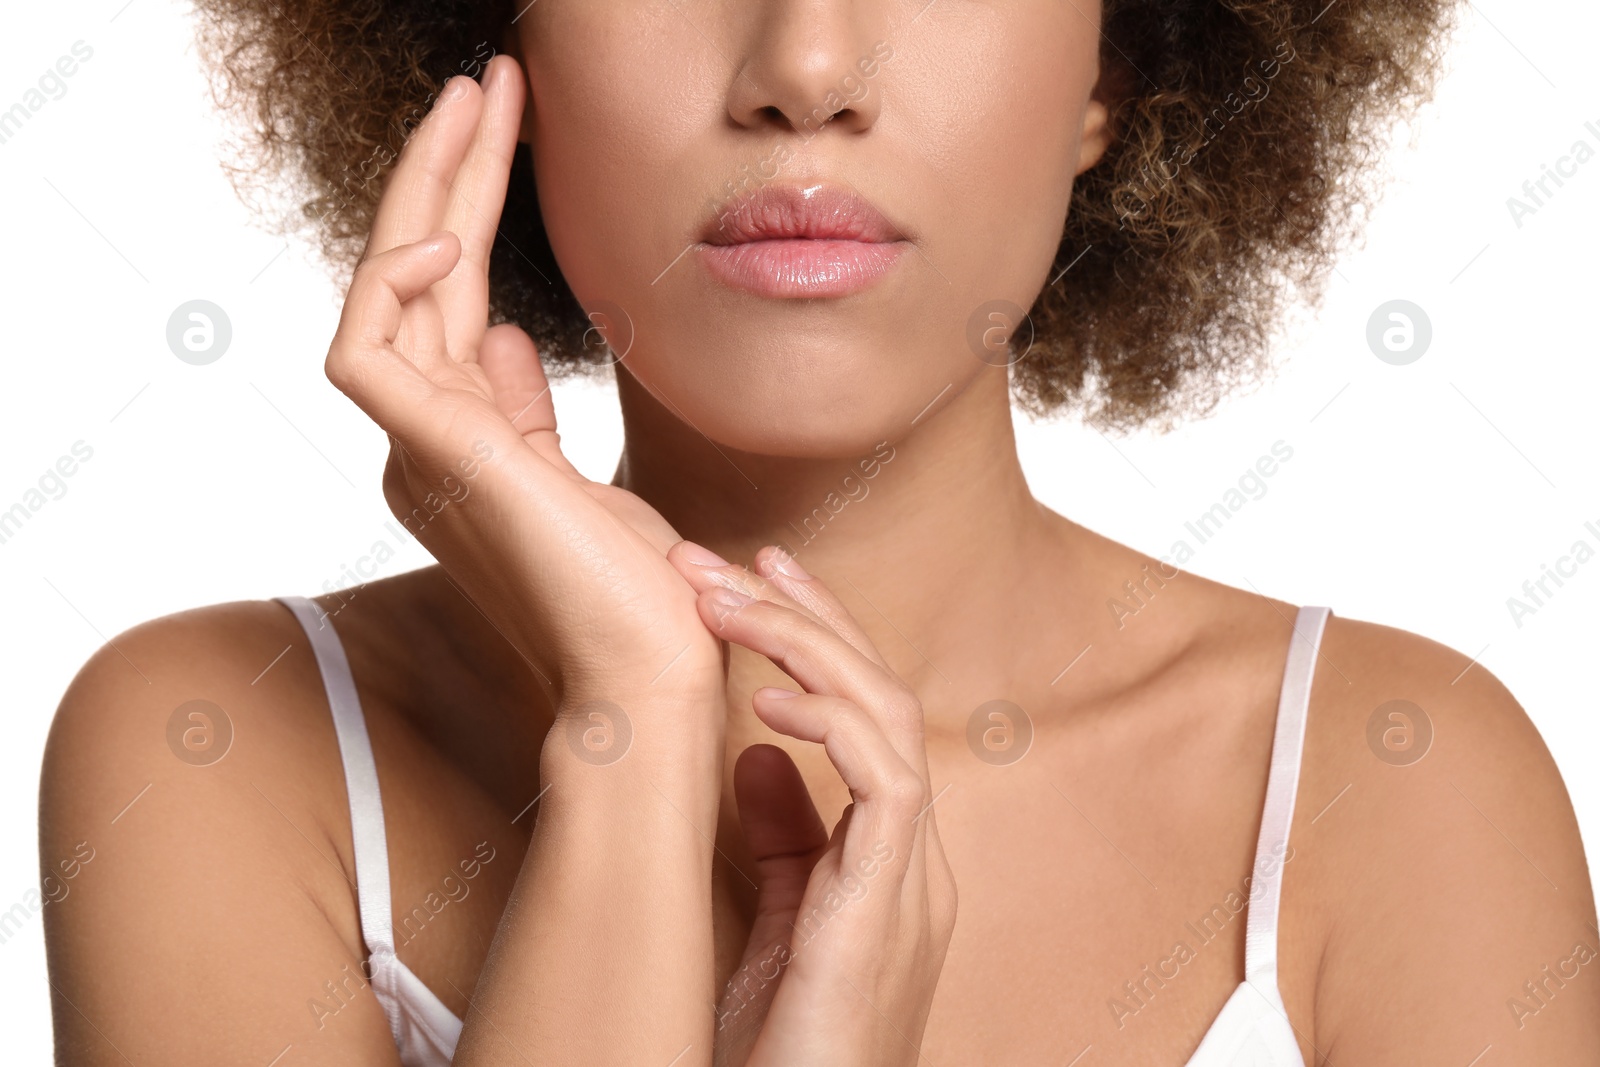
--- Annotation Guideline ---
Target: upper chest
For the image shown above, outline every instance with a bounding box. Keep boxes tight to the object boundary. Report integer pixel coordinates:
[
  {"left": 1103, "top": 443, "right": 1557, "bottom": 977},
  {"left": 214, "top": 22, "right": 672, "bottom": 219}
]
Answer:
[
  {"left": 359, "top": 688, "right": 1323, "bottom": 1065},
  {"left": 761, "top": 732, "right": 1307, "bottom": 1063}
]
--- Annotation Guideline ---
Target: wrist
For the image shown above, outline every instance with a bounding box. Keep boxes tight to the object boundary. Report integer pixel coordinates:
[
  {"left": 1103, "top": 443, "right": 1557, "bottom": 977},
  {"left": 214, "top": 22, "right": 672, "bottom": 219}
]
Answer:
[
  {"left": 538, "top": 688, "right": 727, "bottom": 820},
  {"left": 553, "top": 639, "right": 724, "bottom": 718}
]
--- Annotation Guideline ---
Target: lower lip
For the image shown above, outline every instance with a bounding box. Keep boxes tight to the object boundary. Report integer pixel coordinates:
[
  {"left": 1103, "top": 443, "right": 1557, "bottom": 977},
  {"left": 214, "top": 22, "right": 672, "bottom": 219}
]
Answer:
[{"left": 698, "top": 239, "right": 906, "bottom": 298}]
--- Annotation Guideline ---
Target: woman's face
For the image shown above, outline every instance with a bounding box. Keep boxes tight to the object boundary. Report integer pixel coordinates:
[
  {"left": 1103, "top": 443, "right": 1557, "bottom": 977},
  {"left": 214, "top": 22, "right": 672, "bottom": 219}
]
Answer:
[{"left": 514, "top": 0, "right": 1109, "bottom": 458}]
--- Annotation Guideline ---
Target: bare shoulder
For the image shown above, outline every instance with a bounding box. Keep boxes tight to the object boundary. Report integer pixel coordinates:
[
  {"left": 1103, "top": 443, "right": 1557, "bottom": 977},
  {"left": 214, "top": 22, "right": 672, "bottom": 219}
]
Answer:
[
  {"left": 43, "top": 598, "right": 352, "bottom": 850},
  {"left": 40, "top": 599, "right": 396, "bottom": 1064},
  {"left": 1289, "top": 613, "right": 1599, "bottom": 1063}
]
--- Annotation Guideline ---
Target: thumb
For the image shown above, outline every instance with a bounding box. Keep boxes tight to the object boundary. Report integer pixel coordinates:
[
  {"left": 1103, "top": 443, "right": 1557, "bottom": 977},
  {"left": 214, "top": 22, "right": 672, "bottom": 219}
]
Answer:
[{"left": 478, "top": 322, "right": 579, "bottom": 474}]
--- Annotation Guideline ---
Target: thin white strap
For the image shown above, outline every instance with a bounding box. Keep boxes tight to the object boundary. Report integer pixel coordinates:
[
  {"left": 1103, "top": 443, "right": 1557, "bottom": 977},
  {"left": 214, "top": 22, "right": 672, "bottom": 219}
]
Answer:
[
  {"left": 1243, "top": 605, "right": 1330, "bottom": 984},
  {"left": 275, "top": 597, "right": 399, "bottom": 966}
]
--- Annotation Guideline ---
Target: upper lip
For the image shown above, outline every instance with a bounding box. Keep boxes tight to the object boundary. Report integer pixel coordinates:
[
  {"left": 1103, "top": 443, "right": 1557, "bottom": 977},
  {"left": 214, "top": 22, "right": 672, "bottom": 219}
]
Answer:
[{"left": 703, "top": 182, "right": 903, "bottom": 246}]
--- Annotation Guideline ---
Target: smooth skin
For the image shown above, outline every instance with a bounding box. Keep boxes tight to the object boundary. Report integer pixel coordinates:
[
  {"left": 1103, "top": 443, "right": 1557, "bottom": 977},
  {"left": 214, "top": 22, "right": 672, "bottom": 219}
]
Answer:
[{"left": 41, "top": 4, "right": 1599, "bottom": 1065}]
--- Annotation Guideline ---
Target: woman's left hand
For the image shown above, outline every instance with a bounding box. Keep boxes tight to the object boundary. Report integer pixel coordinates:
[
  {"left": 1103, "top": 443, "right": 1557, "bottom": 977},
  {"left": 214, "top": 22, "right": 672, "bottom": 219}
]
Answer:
[{"left": 665, "top": 543, "right": 958, "bottom": 1067}]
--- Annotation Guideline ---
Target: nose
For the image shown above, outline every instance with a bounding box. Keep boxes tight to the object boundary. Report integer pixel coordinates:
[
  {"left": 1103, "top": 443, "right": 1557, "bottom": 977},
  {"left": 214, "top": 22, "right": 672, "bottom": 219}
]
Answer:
[{"left": 726, "top": 0, "right": 886, "bottom": 137}]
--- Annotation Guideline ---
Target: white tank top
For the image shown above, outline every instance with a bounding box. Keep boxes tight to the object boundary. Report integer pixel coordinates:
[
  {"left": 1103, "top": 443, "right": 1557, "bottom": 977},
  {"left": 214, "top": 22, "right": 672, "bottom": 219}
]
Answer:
[{"left": 276, "top": 595, "right": 1330, "bottom": 1067}]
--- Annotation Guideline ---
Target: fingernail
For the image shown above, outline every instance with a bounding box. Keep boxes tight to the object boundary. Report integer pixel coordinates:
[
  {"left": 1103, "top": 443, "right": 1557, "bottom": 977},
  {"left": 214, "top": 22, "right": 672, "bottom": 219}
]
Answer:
[
  {"left": 441, "top": 77, "right": 468, "bottom": 104},
  {"left": 762, "top": 547, "right": 811, "bottom": 581},
  {"left": 679, "top": 541, "right": 729, "bottom": 568},
  {"left": 758, "top": 687, "right": 800, "bottom": 701},
  {"left": 707, "top": 586, "right": 753, "bottom": 609}
]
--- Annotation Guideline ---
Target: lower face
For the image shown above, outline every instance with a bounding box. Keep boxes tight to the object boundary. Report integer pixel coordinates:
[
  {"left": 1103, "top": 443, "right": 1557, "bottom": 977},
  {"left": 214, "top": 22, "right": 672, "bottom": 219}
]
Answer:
[{"left": 516, "top": 0, "right": 1102, "bottom": 458}]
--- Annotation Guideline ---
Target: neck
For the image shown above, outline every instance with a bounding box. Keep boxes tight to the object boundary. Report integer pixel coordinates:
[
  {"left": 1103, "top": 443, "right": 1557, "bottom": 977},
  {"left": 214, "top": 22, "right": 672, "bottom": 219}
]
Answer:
[{"left": 611, "top": 367, "right": 1084, "bottom": 709}]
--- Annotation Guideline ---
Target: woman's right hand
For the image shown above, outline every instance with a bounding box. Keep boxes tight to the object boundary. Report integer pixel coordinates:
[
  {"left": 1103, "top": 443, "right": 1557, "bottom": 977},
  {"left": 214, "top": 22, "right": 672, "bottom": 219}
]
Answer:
[
  {"left": 668, "top": 548, "right": 957, "bottom": 1067},
  {"left": 323, "top": 56, "right": 721, "bottom": 714}
]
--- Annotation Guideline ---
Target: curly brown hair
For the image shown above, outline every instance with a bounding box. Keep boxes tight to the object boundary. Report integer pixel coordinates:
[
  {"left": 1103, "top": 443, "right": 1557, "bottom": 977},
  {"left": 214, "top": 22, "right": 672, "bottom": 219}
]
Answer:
[{"left": 193, "top": 0, "right": 1457, "bottom": 430}]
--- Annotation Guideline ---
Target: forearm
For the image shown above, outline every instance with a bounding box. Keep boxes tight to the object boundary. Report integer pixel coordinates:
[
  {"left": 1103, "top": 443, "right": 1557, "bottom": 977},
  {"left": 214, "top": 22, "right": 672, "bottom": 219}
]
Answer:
[{"left": 451, "top": 695, "right": 724, "bottom": 1066}]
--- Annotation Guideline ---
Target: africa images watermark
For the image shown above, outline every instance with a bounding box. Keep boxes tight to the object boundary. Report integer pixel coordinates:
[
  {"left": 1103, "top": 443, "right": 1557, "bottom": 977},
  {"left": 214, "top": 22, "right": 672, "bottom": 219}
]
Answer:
[
  {"left": 305, "top": 840, "right": 497, "bottom": 1030},
  {"left": 1106, "top": 560, "right": 1183, "bottom": 631},
  {"left": 715, "top": 840, "right": 897, "bottom": 1033},
  {"left": 1504, "top": 518, "right": 1600, "bottom": 630},
  {"left": 0, "top": 439, "right": 94, "bottom": 548},
  {"left": 1099, "top": 441, "right": 1297, "bottom": 632},
  {"left": 0, "top": 40, "right": 94, "bottom": 148},
  {"left": 313, "top": 438, "right": 495, "bottom": 626},
  {"left": 1505, "top": 115, "right": 1600, "bottom": 229},
  {"left": 1152, "top": 441, "right": 1296, "bottom": 572},
  {"left": 0, "top": 841, "right": 97, "bottom": 950},
  {"left": 772, "top": 440, "right": 897, "bottom": 560},
  {"left": 1106, "top": 840, "right": 1294, "bottom": 1029},
  {"left": 309, "top": 41, "right": 499, "bottom": 231},
  {"left": 1112, "top": 41, "right": 1297, "bottom": 229},
  {"left": 1505, "top": 935, "right": 1598, "bottom": 1030}
]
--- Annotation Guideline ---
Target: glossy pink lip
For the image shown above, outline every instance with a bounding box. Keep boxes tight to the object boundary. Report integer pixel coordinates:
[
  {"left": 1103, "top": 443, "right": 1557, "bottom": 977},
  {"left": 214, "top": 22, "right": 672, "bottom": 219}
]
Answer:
[{"left": 698, "top": 183, "right": 908, "bottom": 298}]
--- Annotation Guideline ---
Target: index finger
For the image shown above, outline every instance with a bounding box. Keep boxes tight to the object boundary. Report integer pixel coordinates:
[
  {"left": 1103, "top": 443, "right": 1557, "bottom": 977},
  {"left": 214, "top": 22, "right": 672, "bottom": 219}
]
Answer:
[
  {"left": 667, "top": 543, "right": 891, "bottom": 670},
  {"left": 438, "top": 56, "right": 524, "bottom": 288},
  {"left": 364, "top": 74, "right": 484, "bottom": 260},
  {"left": 752, "top": 545, "right": 891, "bottom": 671},
  {"left": 699, "top": 589, "right": 931, "bottom": 779}
]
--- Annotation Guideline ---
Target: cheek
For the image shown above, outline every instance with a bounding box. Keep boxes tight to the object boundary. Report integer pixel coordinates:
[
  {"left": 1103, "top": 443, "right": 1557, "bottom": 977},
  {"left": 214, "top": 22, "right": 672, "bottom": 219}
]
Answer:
[
  {"left": 902, "top": 19, "right": 1092, "bottom": 306},
  {"left": 521, "top": 5, "right": 710, "bottom": 299}
]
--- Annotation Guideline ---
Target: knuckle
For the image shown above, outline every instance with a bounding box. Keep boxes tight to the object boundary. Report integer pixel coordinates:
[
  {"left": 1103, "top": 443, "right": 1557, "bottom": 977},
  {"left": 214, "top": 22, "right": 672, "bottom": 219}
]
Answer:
[
  {"left": 709, "top": 588, "right": 778, "bottom": 636},
  {"left": 882, "top": 769, "right": 928, "bottom": 816},
  {"left": 829, "top": 697, "right": 869, "bottom": 733},
  {"left": 762, "top": 607, "right": 810, "bottom": 650},
  {"left": 730, "top": 593, "right": 774, "bottom": 629},
  {"left": 323, "top": 342, "right": 359, "bottom": 393}
]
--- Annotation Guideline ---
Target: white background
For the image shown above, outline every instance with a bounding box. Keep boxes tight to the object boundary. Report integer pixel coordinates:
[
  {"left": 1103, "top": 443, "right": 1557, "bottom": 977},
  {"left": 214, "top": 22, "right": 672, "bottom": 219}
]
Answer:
[{"left": 2, "top": 0, "right": 1597, "bottom": 1059}]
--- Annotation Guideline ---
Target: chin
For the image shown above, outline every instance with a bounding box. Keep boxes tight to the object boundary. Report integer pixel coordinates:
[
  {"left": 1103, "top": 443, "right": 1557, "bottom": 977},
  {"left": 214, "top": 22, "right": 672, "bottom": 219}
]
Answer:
[
  {"left": 620, "top": 327, "right": 972, "bottom": 460},
  {"left": 717, "top": 407, "right": 914, "bottom": 461}
]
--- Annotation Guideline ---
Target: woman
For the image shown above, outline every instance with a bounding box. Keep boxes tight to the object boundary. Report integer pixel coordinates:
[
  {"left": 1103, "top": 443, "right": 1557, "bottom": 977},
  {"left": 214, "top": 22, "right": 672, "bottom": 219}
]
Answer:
[{"left": 40, "top": 0, "right": 1599, "bottom": 1064}]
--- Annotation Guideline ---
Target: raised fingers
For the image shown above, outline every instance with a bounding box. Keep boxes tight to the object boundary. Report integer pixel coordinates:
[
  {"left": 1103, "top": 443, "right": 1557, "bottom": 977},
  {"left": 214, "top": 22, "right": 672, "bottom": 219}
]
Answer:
[
  {"left": 434, "top": 56, "right": 525, "bottom": 360},
  {"left": 700, "top": 588, "right": 928, "bottom": 776},
  {"left": 665, "top": 543, "right": 927, "bottom": 770},
  {"left": 751, "top": 690, "right": 923, "bottom": 818},
  {"left": 667, "top": 543, "right": 887, "bottom": 668},
  {"left": 360, "top": 59, "right": 528, "bottom": 368},
  {"left": 752, "top": 546, "right": 890, "bottom": 671},
  {"left": 438, "top": 56, "right": 524, "bottom": 278},
  {"left": 750, "top": 689, "right": 923, "bottom": 908},
  {"left": 325, "top": 233, "right": 462, "bottom": 426},
  {"left": 366, "top": 76, "right": 483, "bottom": 259},
  {"left": 749, "top": 688, "right": 931, "bottom": 970}
]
